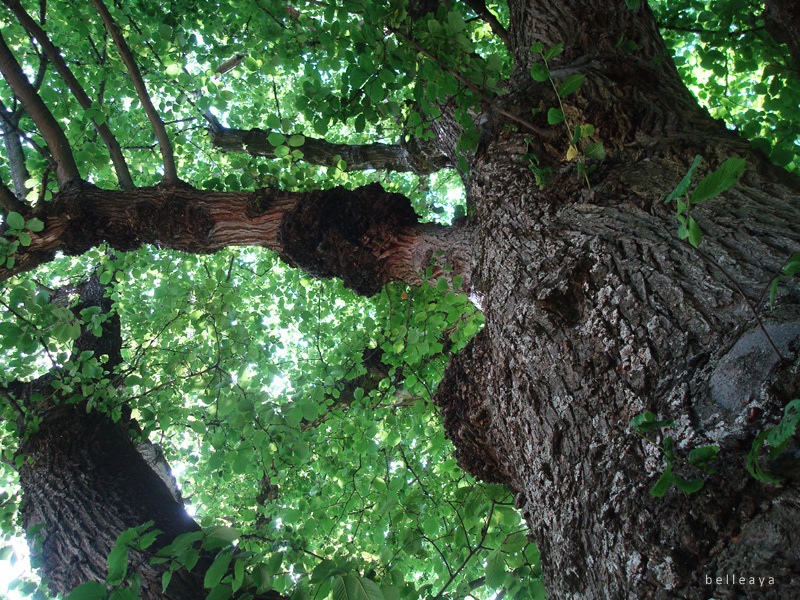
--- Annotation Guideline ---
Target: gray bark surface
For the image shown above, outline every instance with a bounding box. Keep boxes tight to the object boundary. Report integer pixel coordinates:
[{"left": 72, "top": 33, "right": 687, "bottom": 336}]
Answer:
[{"left": 435, "top": 0, "right": 800, "bottom": 597}]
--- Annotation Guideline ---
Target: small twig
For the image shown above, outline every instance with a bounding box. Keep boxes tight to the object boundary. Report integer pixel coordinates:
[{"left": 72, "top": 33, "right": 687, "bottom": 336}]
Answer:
[
  {"left": 36, "top": 164, "right": 51, "bottom": 205},
  {"left": 31, "top": 51, "right": 47, "bottom": 91},
  {"left": 432, "top": 500, "right": 496, "bottom": 599},
  {"left": 272, "top": 80, "right": 283, "bottom": 122},
  {"left": 0, "top": 29, "right": 80, "bottom": 186},
  {"left": 0, "top": 388, "right": 25, "bottom": 417},
  {"left": 693, "top": 245, "right": 785, "bottom": 362},
  {"left": 92, "top": 0, "right": 178, "bottom": 184}
]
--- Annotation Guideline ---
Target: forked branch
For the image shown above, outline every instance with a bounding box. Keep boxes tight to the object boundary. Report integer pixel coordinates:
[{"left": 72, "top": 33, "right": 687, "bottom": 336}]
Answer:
[
  {"left": 91, "top": 0, "right": 178, "bottom": 184},
  {"left": 0, "top": 30, "right": 80, "bottom": 187},
  {"left": 4, "top": 0, "right": 135, "bottom": 190}
]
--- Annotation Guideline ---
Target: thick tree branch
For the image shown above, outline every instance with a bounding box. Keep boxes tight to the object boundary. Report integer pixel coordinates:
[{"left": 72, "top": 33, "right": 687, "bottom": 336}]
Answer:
[
  {"left": 3, "top": 181, "right": 472, "bottom": 295},
  {"left": 91, "top": 0, "right": 178, "bottom": 184},
  {"left": 4, "top": 0, "right": 135, "bottom": 190},
  {"left": 0, "top": 31, "right": 80, "bottom": 187},
  {"left": 208, "top": 124, "right": 451, "bottom": 174}
]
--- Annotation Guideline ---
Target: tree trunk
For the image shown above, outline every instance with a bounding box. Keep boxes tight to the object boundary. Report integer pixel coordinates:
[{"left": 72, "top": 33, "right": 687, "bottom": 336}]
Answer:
[
  {"left": 436, "top": 1, "right": 800, "bottom": 598},
  {"left": 18, "top": 405, "right": 209, "bottom": 599},
  {"left": 10, "top": 277, "right": 199, "bottom": 598},
  {"left": 11, "top": 277, "right": 251, "bottom": 599}
]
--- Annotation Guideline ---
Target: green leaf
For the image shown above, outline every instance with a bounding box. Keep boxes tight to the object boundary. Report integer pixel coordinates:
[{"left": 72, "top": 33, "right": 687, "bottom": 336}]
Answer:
[
  {"left": 584, "top": 142, "right": 606, "bottom": 160},
  {"left": 485, "top": 550, "right": 506, "bottom": 587},
  {"left": 380, "top": 584, "right": 400, "bottom": 600},
  {"left": 769, "top": 275, "right": 780, "bottom": 305},
  {"left": 625, "top": 0, "right": 640, "bottom": 8},
  {"left": 66, "top": 581, "right": 108, "bottom": 600},
  {"left": 766, "top": 399, "right": 800, "bottom": 458},
  {"left": 332, "top": 574, "right": 385, "bottom": 600},
  {"left": 783, "top": 252, "right": 800, "bottom": 276},
  {"left": 688, "top": 445, "right": 719, "bottom": 466},
  {"left": 649, "top": 468, "right": 675, "bottom": 497},
  {"left": 543, "top": 43, "right": 564, "bottom": 61},
  {"left": 747, "top": 430, "right": 782, "bottom": 484},
  {"left": 162, "top": 570, "right": 173, "bottom": 593},
  {"left": 557, "top": 74, "right": 585, "bottom": 98},
  {"left": 267, "top": 132, "right": 287, "bottom": 147},
  {"left": 690, "top": 157, "right": 746, "bottom": 204},
  {"left": 547, "top": 108, "right": 564, "bottom": 125},
  {"left": 671, "top": 475, "right": 705, "bottom": 494},
  {"left": 203, "top": 526, "right": 240, "bottom": 550},
  {"left": 288, "top": 134, "right": 305, "bottom": 147},
  {"left": 106, "top": 545, "right": 129, "bottom": 586},
  {"left": 204, "top": 552, "right": 233, "bottom": 589},
  {"left": 529, "top": 63, "right": 549, "bottom": 82},
  {"left": 354, "top": 114, "right": 366, "bottom": 133},
  {"left": 25, "top": 217, "right": 45, "bottom": 232},
  {"left": 232, "top": 558, "right": 246, "bottom": 593},
  {"left": 630, "top": 412, "right": 674, "bottom": 434},
  {"left": 665, "top": 155, "right": 702, "bottom": 203},
  {"left": 6, "top": 211, "right": 24, "bottom": 230},
  {"left": 687, "top": 217, "right": 702, "bottom": 248},
  {"left": 206, "top": 583, "right": 233, "bottom": 600}
]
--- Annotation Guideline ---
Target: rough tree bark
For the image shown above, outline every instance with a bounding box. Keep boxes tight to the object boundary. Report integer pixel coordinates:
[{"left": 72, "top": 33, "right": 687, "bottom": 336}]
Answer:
[
  {"left": 5, "top": 182, "right": 472, "bottom": 295},
  {"left": 435, "top": 1, "right": 800, "bottom": 598},
  {"left": 9, "top": 278, "right": 285, "bottom": 599},
  {"left": 2, "top": 0, "right": 799, "bottom": 598}
]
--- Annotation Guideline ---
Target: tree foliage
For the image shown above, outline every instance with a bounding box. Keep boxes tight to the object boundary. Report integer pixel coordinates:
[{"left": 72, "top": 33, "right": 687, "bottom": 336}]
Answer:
[{"left": 0, "top": 0, "right": 797, "bottom": 598}]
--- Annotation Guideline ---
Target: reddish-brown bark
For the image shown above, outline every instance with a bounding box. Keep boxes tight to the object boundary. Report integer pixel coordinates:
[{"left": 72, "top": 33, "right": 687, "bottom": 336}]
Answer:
[{"left": 5, "top": 181, "right": 472, "bottom": 295}]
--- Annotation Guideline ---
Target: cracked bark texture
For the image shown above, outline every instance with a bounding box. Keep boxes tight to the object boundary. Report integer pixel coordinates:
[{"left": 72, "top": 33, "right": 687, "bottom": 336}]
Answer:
[
  {"left": 13, "top": 278, "right": 209, "bottom": 598},
  {"left": 435, "top": 0, "right": 800, "bottom": 597}
]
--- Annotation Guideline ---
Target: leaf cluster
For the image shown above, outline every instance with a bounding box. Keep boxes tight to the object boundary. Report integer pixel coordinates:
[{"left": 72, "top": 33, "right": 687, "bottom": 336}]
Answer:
[{"left": 631, "top": 412, "right": 719, "bottom": 497}]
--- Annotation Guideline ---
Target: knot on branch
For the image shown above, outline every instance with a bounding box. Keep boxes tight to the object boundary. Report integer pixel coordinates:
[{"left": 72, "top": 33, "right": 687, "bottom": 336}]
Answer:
[
  {"left": 434, "top": 330, "right": 513, "bottom": 485},
  {"left": 278, "top": 183, "right": 418, "bottom": 295}
]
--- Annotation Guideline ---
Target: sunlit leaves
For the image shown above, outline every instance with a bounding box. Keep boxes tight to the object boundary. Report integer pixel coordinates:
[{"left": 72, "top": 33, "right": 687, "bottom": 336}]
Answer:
[{"left": 651, "top": 0, "right": 800, "bottom": 171}]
